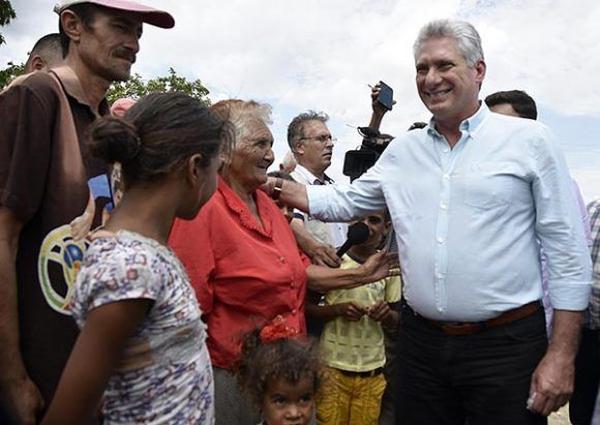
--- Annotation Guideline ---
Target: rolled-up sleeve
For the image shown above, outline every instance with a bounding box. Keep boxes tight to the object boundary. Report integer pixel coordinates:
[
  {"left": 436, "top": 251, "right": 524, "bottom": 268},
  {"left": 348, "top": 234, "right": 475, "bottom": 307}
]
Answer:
[
  {"left": 531, "top": 125, "right": 592, "bottom": 310},
  {"left": 308, "top": 155, "right": 388, "bottom": 222}
]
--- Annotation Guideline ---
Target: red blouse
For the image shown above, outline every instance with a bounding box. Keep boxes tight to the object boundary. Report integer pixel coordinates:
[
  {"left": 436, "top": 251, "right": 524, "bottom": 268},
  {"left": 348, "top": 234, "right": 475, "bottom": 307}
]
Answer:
[{"left": 169, "top": 177, "right": 308, "bottom": 369}]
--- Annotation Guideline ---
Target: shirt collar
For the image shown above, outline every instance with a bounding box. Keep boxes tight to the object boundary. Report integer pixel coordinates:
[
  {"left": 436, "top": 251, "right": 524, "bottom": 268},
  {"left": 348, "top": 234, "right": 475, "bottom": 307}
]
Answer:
[
  {"left": 50, "top": 65, "right": 109, "bottom": 116},
  {"left": 426, "top": 101, "right": 489, "bottom": 139},
  {"left": 216, "top": 176, "right": 273, "bottom": 238},
  {"left": 295, "top": 164, "right": 334, "bottom": 185}
]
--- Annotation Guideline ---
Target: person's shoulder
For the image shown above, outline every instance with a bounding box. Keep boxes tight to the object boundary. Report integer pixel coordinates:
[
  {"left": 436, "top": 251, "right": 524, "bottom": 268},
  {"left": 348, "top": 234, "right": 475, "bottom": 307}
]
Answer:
[
  {"left": 201, "top": 189, "right": 229, "bottom": 218},
  {"left": 85, "top": 232, "right": 168, "bottom": 278},
  {"left": 85, "top": 233, "right": 138, "bottom": 261},
  {"left": 1, "top": 71, "right": 61, "bottom": 107},
  {"left": 256, "top": 188, "right": 291, "bottom": 220},
  {"left": 374, "top": 131, "right": 419, "bottom": 164},
  {"left": 485, "top": 112, "right": 555, "bottom": 155},
  {"left": 171, "top": 190, "right": 227, "bottom": 240},
  {"left": 10, "top": 71, "right": 59, "bottom": 94},
  {"left": 486, "top": 110, "right": 547, "bottom": 134},
  {"left": 195, "top": 189, "right": 228, "bottom": 217}
]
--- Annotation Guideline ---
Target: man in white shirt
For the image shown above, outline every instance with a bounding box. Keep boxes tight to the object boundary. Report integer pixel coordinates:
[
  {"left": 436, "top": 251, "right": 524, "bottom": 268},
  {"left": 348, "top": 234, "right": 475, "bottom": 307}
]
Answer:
[
  {"left": 288, "top": 111, "right": 347, "bottom": 267},
  {"left": 267, "top": 19, "right": 591, "bottom": 425}
]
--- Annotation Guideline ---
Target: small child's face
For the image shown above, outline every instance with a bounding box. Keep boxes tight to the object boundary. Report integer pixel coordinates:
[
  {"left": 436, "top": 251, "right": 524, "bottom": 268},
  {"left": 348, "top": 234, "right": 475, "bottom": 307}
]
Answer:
[{"left": 262, "top": 376, "right": 315, "bottom": 425}]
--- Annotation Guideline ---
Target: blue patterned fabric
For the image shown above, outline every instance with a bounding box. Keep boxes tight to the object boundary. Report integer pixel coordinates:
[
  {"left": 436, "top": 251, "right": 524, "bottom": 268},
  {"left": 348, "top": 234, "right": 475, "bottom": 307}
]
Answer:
[{"left": 71, "top": 230, "right": 214, "bottom": 424}]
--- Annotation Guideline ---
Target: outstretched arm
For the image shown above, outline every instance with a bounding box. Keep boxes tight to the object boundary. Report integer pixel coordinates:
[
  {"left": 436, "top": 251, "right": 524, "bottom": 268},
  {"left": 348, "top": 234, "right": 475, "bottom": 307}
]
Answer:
[
  {"left": 265, "top": 178, "right": 309, "bottom": 212},
  {"left": 41, "top": 299, "right": 152, "bottom": 425},
  {"left": 307, "top": 251, "right": 396, "bottom": 293}
]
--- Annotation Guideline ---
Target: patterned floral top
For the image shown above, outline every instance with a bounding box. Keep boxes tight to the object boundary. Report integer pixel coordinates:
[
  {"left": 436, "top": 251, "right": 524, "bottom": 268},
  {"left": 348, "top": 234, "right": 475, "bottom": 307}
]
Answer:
[{"left": 71, "top": 230, "right": 214, "bottom": 424}]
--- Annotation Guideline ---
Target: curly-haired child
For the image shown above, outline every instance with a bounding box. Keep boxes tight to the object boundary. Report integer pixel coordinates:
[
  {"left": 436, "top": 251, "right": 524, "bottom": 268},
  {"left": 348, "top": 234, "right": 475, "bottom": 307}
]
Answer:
[{"left": 237, "top": 317, "right": 320, "bottom": 425}]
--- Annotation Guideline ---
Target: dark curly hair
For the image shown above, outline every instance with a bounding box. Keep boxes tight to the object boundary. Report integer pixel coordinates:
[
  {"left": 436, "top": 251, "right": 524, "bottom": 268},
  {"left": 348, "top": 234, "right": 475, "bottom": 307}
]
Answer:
[{"left": 236, "top": 330, "right": 321, "bottom": 408}]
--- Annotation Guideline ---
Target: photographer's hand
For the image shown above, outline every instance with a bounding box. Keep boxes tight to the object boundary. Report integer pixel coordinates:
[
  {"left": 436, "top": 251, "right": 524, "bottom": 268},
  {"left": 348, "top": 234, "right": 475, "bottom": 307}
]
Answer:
[
  {"left": 370, "top": 83, "right": 387, "bottom": 122},
  {"left": 369, "top": 82, "right": 395, "bottom": 130}
]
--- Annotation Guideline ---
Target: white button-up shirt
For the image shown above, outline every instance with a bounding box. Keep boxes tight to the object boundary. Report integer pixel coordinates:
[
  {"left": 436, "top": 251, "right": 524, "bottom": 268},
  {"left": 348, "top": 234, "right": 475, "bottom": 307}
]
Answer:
[
  {"left": 308, "top": 104, "right": 592, "bottom": 321},
  {"left": 291, "top": 164, "right": 347, "bottom": 248}
]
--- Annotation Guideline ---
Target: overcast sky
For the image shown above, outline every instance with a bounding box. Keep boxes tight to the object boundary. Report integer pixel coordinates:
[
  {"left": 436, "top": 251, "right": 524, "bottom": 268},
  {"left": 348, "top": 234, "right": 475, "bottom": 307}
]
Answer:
[{"left": 2, "top": 0, "right": 599, "bottom": 200}]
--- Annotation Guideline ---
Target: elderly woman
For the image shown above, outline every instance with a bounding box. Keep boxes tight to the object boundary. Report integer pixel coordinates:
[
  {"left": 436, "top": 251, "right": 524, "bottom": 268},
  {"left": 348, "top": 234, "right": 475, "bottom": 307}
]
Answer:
[{"left": 169, "top": 99, "right": 392, "bottom": 425}]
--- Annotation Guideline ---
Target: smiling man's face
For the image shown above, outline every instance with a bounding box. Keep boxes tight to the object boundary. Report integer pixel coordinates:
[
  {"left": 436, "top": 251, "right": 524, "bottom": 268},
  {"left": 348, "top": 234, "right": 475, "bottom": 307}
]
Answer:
[{"left": 415, "top": 36, "right": 485, "bottom": 125}]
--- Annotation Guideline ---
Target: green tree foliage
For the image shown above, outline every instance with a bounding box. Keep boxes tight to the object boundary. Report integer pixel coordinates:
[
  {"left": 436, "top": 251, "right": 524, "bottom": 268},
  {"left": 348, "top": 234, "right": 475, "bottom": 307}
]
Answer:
[
  {"left": 107, "top": 68, "right": 210, "bottom": 105},
  {"left": 1, "top": 0, "right": 16, "bottom": 45},
  {"left": 0, "top": 61, "right": 24, "bottom": 88},
  {"left": 0, "top": 0, "right": 21, "bottom": 89}
]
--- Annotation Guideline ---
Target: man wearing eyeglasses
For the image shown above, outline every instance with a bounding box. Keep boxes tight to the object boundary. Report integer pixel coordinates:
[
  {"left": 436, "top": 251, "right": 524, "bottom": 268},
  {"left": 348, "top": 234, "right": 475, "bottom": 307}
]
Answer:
[
  {"left": 287, "top": 112, "right": 348, "bottom": 340},
  {"left": 288, "top": 111, "right": 347, "bottom": 269}
]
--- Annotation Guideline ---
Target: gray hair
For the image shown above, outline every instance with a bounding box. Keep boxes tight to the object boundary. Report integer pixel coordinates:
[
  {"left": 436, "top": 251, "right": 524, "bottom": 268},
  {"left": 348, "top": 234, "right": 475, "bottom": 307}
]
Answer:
[
  {"left": 210, "top": 99, "right": 272, "bottom": 143},
  {"left": 287, "top": 110, "right": 329, "bottom": 150},
  {"left": 413, "top": 19, "right": 484, "bottom": 67}
]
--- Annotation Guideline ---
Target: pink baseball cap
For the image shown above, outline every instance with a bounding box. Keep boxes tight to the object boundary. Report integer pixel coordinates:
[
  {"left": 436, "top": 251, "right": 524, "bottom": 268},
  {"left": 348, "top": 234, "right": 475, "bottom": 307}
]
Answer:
[{"left": 53, "top": 0, "right": 175, "bottom": 28}]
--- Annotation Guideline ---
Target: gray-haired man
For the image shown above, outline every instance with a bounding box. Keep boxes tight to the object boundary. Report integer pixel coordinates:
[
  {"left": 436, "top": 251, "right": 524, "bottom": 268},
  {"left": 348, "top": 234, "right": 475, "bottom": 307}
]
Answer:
[{"left": 267, "top": 19, "right": 591, "bottom": 425}]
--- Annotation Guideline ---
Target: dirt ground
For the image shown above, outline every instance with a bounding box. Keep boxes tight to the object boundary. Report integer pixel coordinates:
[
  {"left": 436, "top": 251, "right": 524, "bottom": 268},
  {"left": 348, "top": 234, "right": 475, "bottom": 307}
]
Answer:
[{"left": 549, "top": 404, "right": 570, "bottom": 425}]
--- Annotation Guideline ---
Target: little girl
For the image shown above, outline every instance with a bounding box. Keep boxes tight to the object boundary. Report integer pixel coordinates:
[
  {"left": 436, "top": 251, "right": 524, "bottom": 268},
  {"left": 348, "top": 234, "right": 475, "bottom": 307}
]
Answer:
[
  {"left": 42, "top": 92, "right": 232, "bottom": 424},
  {"left": 237, "top": 316, "right": 320, "bottom": 425}
]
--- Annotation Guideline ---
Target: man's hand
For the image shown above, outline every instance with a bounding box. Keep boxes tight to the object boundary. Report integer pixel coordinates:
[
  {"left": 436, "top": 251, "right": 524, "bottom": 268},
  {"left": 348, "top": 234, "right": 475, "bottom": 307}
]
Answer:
[
  {"left": 1, "top": 376, "right": 44, "bottom": 425},
  {"left": 259, "top": 177, "right": 309, "bottom": 213},
  {"left": 528, "top": 350, "right": 574, "bottom": 416},
  {"left": 528, "top": 309, "right": 583, "bottom": 416},
  {"left": 309, "top": 243, "right": 341, "bottom": 268},
  {"left": 335, "top": 302, "right": 366, "bottom": 321},
  {"left": 370, "top": 83, "right": 389, "bottom": 118},
  {"left": 290, "top": 218, "right": 341, "bottom": 268}
]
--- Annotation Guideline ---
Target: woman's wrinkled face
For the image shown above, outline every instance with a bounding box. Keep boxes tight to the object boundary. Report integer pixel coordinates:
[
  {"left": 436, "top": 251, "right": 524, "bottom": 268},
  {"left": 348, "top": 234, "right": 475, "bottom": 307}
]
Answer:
[{"left": 228, "top": 118, "right": 274, "bottom": 191}]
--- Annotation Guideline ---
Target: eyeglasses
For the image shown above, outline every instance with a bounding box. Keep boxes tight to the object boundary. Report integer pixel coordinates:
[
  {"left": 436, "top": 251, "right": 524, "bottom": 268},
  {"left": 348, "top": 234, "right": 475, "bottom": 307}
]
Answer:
[{"left": 299, "top": 135, "right": 337, "bottom": 143}]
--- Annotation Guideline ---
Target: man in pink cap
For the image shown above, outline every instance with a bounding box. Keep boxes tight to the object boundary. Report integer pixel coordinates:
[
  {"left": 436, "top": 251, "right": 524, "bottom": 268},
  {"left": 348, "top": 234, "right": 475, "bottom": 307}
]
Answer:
[{"left": 0, "top": 1, "right": 173, "bottom": 423}]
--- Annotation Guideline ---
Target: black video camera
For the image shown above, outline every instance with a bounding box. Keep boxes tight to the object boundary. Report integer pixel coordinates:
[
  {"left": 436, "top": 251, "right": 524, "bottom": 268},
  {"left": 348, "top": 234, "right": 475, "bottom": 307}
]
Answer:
[{"left": 342, "top": 126, "right": 394, "bottom": 181}]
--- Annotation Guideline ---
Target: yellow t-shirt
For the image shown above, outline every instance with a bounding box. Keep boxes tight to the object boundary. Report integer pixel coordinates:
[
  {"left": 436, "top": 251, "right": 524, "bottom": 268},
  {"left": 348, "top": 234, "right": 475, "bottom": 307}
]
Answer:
[{"left": 319, "top": 255, "right": 401, "bottom": 372}]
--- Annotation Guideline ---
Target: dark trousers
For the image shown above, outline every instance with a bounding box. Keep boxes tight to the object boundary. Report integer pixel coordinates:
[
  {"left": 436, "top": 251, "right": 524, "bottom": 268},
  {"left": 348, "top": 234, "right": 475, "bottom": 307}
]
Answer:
[
  {"left": 396, "top": 304, "right": 548, "bottom": 425},
  {"left": 570, "top": 328, "right": 600, "bottom": 425}
]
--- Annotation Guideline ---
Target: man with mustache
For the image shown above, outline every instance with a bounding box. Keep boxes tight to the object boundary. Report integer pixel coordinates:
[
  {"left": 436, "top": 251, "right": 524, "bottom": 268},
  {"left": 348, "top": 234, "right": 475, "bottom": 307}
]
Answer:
[
  {"left": 0, "top": 1, "right": 173, "bottom": 423},
  {"left": 267, "top": 19, "right": 591, "bottom": 424}
]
